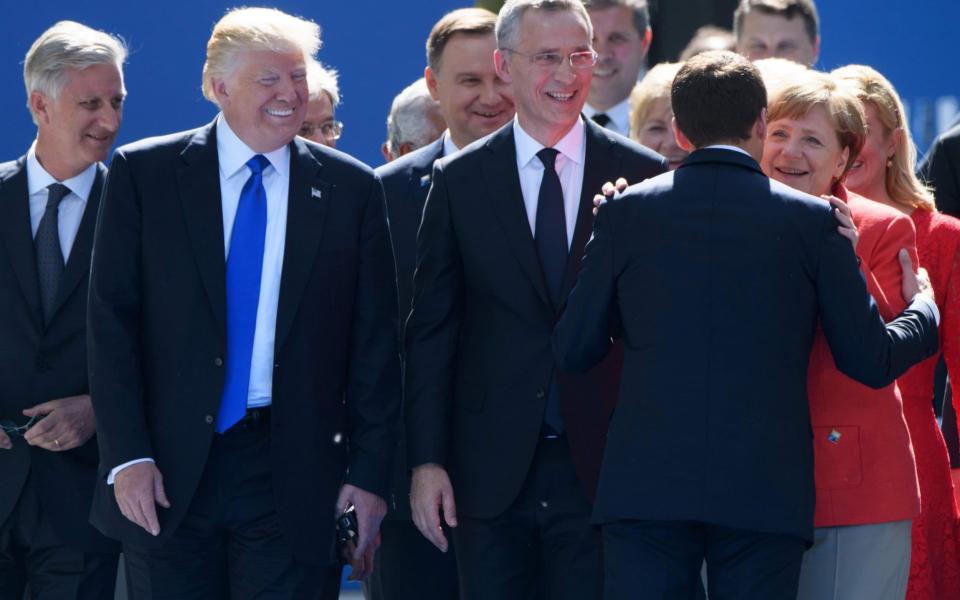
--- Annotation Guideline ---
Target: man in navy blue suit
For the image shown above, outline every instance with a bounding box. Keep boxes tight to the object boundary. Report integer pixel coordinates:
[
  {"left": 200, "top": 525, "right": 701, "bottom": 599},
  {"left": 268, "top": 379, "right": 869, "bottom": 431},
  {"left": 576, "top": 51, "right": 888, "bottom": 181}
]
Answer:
[{"left": 554, "top": 50, "right": 940, "bottom": 600}]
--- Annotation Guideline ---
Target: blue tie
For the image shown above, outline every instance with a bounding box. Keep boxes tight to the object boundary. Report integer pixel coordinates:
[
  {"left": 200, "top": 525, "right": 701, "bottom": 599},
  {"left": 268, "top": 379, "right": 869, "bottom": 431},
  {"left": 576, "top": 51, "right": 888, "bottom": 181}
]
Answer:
[{"left": 217, "top": 155, "right": 270, "bottom": 433}]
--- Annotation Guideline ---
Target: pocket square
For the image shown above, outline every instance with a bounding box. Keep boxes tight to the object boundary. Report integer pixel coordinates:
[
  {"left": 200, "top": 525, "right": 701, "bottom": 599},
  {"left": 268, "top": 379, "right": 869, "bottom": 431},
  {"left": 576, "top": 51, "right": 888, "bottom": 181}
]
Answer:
[
  {"left": 419, "top": 174, "right": 431, "bottom": 188},
  {"left": 311, "top": 187, "right": 323, "bottom": 200}
]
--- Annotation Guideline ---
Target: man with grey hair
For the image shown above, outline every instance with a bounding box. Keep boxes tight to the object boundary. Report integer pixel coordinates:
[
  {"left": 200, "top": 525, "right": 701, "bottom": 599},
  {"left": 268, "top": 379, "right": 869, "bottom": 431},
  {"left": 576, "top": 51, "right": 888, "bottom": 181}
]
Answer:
[
  {"left": 88, "top": 7, "right": 400, "bottom": 597},
  {"left": 0, "top": 20, "right": 124, "bottom": 599},
  {"left": 582, "top": 0, "right": 652, "bottom": 135},
  {"left": 380, "top": 78, "right": 445, "bottom": 163},
  {"left": 403, "top": 0, "right": 666, "bottom": 597},
  {"left": 299, "top": 59, "right": 344, "bottom": 148}
]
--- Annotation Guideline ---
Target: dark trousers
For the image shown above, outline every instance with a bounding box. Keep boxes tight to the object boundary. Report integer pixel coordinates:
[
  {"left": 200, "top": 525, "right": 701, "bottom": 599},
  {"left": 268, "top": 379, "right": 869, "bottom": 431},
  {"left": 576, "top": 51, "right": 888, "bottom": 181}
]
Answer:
[
  {"left": 363, "top": 519, "right": 458, "bottom": 600},
  {"left": 123, "top": 419, "right": 327, "bottom": 599},
  {"left": 0, "top": 473, "right": 118, "bottom": 600},
  {"left": 603, "top": 520, "right": 805, "bottom": 600},
  {"left": 452, "top": 436, "right": 600, "bottom": 600}
]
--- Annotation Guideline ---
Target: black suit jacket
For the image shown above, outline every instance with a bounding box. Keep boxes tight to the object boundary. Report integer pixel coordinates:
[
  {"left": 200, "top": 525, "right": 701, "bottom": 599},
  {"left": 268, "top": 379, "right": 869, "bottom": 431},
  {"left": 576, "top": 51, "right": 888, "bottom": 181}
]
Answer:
[
  {"left": 0, "top": 158, "right": 117, "bottom": 553},
  {"left": 404, "top": 120, "right": 667, "bottom": 519},
  {"left": 554, "top": 149, "right": 939, "bottom": 543},
  {"left": 87, "top": 121, "right": 401, "bottom": 564},
  {"left": 919, "top": 119, "right": 960, "bottom": 218},
  {"left": 375, "top": 136, "right": 444, "bottom": 520}
]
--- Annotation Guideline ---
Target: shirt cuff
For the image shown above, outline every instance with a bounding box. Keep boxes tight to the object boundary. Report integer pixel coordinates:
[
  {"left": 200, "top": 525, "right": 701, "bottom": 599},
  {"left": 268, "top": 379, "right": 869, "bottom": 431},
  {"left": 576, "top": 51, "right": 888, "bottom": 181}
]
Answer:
[
  {"left": 107, "top": 458, "right": 155, "bottom": 485},
  {"left": 912, "top": 294, "right": 941, "bottom": 326}
]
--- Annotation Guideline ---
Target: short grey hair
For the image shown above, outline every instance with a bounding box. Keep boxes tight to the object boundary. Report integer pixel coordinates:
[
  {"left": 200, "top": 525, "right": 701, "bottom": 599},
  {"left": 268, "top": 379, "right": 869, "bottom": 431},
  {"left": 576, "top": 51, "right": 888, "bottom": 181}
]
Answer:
[
  {"left": 385, "top": 78, "right": 444, "bottom": 157},
  {"left": 307, "top": 59, "right": 340, "bottom": 107},
  {"left": 496, "top": 0, "right": 593, "bottom": 50},
  {"left": 24, "top": 21, "right": 127, "bottom": 121}
]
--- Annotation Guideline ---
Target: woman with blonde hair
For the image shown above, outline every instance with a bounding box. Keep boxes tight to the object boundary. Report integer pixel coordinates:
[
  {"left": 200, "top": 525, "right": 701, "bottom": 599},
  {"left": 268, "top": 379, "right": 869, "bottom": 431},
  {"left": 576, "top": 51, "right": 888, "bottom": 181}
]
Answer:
[
  {"left": 628, "top": 62, "right": 688, "bottom": 169},
  {"left": 834, "top": 63, "right": 960, "bottom": 600},
  {"left": 761, "top": 71, "right": 922, "bottom": 600}
]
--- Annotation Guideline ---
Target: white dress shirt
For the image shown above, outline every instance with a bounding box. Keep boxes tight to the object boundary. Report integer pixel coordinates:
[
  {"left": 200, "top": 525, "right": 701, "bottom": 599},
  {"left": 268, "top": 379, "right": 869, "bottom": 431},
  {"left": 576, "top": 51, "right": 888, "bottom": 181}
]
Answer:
[
  {"left": 513, "top": 116, "right": 586, "bottom": 248},
  {"left": 109, "top": 115, "right": 291, "bottom": 484},
  {"left": 583, "top": 98, "right": 631, "bottom": 137},
  {"left": 442, "top": 131, "right": 460, "bottom": 157},
  {"left": 26, "top": 142, "right": 95, "bottom": 259}
]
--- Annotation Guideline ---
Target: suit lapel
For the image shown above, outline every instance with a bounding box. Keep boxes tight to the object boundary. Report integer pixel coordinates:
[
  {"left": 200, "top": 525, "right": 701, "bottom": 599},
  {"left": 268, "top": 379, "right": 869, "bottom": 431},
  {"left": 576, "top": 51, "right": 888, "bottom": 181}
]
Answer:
[
  {"left": 0, "top": 158, "right": 43, "bottom": 329},
  {"left": 481, "top": 127, "right": 552, "bottom": 309},
  {"left": 48, "top": 164, "right": 106, "bottom": 319},
  {"left": 274, "top": 137, "right": 328, "bottom": 352},
  {"left": 409, "top": 139, "right": 443, "bottom": 203},
  {"left": 177, "top": 122, "right": 228, "bottom": 338},
  {"left": 558, "top": 123, "right": 623, "bottom": 309}
]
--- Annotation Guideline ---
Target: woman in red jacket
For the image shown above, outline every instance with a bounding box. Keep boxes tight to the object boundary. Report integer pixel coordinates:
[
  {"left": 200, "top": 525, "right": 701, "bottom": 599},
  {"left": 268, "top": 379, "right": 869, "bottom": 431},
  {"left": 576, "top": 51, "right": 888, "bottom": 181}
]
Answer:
[
  {"left": 760, "top": 70, "right": 921, "bottom": 600},
  {"left": 834, "top": 64, "right": 960, "bottom": 600}
]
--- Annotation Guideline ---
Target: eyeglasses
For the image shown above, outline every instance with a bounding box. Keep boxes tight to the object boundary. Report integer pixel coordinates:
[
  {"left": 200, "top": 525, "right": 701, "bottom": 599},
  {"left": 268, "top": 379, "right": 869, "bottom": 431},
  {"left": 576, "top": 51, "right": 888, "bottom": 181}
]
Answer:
[
  {"left": 0, "top": 414, "right": 44, "bottom": 439},
  {"left": 502, "top": 48, "right": 598, "bottom": 70},
  {"left": 300, "top": 120, "right": 344, "bottom": 141}
]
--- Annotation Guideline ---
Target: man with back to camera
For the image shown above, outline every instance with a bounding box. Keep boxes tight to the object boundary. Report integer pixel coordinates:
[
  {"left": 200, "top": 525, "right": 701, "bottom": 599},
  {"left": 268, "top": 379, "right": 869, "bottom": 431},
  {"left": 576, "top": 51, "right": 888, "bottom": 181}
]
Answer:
[
  {"left": 554, "top": 50, "right": 940, "bottom": 600},
  {"left": 87, "top": 7, "right": 401, "bottom": 597},
  {"left": 581, "top": 0, "right": 652, "bottom": 135},
  {"left": 403, "top": 1, "right": 667, "bottom": 597},
  {"left": 734, "top": 0, "right": 820, "bottom": 66},
  {"left": 0, "top": 20, "right": 124, "bottom": 599},
  {"left": 371, "top": 8, "right": 511, "bottom": 599}
]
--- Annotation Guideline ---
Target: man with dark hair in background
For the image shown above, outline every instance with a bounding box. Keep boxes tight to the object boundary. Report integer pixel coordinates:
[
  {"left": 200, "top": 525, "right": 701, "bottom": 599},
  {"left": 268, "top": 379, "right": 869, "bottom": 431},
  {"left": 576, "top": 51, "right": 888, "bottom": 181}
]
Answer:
[
  {"left": 733, "top": 0, "right": 820, "bottom": 66},
  {"left": 371, "top": 8, "right": 511, "bottom": 599},
  {"left": 582, "top": 0, "right": 652, "bottom": 136},
  {"left": 0, "top": 20, "right": 125, "bottom": 599},
  {"left": 554, "top": 50, "right": 940, "bottom": 599}
]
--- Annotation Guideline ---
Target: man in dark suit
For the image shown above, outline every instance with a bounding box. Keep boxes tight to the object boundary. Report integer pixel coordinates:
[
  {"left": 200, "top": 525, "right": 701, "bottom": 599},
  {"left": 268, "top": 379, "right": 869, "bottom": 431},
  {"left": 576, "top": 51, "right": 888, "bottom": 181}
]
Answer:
[
  {"left": 87, "top": 8, "right": 400, "bottom": 598},
  {"left": 403, "top": 1, "right": 667, "bottom": 597},
  {"left": 554, "top": 50, "right": 940, "bottom": 600},
  {"left": 0, "top": 21, "right": 124, "bottom": 599},
  {"left": 919, "top": 116, "right": 960, "bottom": 218},
  {"left": 371, "top": 8, "right": 513, "bottom": 600}
]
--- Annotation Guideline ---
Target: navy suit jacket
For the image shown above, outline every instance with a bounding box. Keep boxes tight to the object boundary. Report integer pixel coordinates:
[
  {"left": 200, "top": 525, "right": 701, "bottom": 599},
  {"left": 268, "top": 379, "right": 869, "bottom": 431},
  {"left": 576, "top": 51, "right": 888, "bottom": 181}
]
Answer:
[
  {"left": 554, "top": 148, "right": 939, "bottom": 542},
  {"left": 87, "top": 121, "right": 401, "bottom": 564}
]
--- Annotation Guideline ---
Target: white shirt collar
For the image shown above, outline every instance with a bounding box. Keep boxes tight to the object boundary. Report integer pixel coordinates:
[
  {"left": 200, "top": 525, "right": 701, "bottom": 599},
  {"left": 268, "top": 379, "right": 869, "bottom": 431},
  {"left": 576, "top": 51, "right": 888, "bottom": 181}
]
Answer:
[
  {"left": 583, "top": 98, "right": 631, "bottom": 133},
  {"left": 513, "top": 116, "right": 586, "bottom": 169},
  {"left": 704, "top": 144, "right": 752, "bottom": 157},
  {"left": 442, "top": 131, "right": 460, "bottom": 158},
  {"left": 26, "top": 141, "right": 97, "bottom": 200},
  {"left": 216, "top": 114, "right": 290, "bottom": 179}
]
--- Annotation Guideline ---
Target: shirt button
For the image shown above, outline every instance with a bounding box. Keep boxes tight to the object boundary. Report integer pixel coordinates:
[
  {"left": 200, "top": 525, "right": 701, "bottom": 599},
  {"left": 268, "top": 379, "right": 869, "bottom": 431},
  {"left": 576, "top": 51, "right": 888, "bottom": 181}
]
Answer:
[
  {"left": 214, "top": 357, "right": 223, "bottom": 367},
  {"left": 205, "top": 415, "right": 214, "bottom": 424}
]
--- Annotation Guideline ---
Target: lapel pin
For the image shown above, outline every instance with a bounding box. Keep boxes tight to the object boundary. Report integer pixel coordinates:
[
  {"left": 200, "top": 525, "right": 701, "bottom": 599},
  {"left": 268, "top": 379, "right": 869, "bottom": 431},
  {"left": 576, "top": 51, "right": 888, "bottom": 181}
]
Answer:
[
  {"left": 311, "top": 187, "right": 323, "bottom": 200},
  {"left": 827, "top": 429, "right": 842, "bottom": 443},
  {"left": 419, "top": 174, "right": 431, "bottom": 188}
]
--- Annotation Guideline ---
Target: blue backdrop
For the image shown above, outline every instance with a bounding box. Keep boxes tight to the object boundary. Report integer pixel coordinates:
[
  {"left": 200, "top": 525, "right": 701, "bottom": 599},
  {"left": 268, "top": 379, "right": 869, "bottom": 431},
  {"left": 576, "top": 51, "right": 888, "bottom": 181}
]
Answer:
[{"left": 0, "top": 1, "right": 956, "bottom": 167}]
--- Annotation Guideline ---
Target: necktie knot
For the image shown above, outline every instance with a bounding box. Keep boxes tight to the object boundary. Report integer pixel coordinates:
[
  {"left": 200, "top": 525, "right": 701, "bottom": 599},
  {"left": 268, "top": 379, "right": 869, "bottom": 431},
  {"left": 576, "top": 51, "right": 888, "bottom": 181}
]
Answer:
[
  {"left": 246, "top": 154, "right": 270, "bottom": 176},
  {"left": 537, "top": 147, "right": 559, "bottom": 171},
  {"left": 46, "top": 183, "right": 70, "bottom": 210}
]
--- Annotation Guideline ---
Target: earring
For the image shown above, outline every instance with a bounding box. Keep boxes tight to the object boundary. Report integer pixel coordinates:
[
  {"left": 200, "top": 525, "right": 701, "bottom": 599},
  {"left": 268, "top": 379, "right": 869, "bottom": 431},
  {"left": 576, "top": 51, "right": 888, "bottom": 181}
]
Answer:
[{"left": 886, "top": 157, "right": 893, "bottom": 168}]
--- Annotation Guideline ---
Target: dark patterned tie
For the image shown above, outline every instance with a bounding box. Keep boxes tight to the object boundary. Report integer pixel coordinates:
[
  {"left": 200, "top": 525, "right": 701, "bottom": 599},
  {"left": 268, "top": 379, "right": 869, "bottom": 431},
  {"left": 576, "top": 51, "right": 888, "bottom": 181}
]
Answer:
[
  {"left": 592, "top": 113, "right": 612, "bottom": 128},
  {"left": 35, "top": 183, "right": 70, "bottom": 324},
  {"left": 534, "top": 148, "right": 567, "bottom": 435}
]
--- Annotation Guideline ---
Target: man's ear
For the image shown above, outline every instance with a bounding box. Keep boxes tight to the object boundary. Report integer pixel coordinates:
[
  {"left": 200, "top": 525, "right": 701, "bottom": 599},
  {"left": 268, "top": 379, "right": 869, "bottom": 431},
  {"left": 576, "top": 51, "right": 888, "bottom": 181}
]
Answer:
[
  {"left": 381, "top": 142, "right": 393, "bottom": 163},
  {"left": 424, "top": 66, "right": 440, "bottom": 101},
  {"left": 811, "top": 35, "right": 821, "bottom": 66},
  {"left": 672, "top": 117, "right": 695, "bottom": 152},
  {"left": 641, "top": 27, "right": 653, "bottom": 56},
  {"left": 494, "top": 49, "right": 512, "bottom": 84},
  {"left": 211, "top": 77, "right": 230, "bottom": 107},
  {"left": 29, "top": 91, "right": 50, "bottom": 125},
  {"left": 755, "top": 107, "right": 768, "bottom": 142}
]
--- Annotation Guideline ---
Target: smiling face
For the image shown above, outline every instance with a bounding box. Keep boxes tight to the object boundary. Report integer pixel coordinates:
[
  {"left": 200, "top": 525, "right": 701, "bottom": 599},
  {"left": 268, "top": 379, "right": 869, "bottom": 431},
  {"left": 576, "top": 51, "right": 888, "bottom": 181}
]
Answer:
[
  {"left": 495, "top": 8, "right": 593, "bottom": 146},
  {"left": 844, "top": 100, "right": 898, "bottom": 198},
  {"left": 737, "top": 11, "right": 819, "bottom": 66},
  {"left": 761, "top": 103, "right": 849, "bottom": 196},
  {"left": 426, "top": 32, "right": 514, "bottom": 148},
  {"left": 32, "top": 62, "right": 124, "bottom": 180},
  {"left": 214, "top": 49, "right": 308, "bottom": 153},
  {"left": 587, "top": 5, "right": 650, "bottom": 111},
  {"left": 636, "top": 96, "right": 688, "bottom": 169}
]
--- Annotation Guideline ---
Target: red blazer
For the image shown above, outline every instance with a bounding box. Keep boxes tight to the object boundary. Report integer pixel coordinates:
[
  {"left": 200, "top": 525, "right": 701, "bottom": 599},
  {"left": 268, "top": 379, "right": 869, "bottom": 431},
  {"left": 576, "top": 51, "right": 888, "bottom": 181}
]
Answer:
[{"left": 807, "top": 185, "right": 921, "bottom": 527}]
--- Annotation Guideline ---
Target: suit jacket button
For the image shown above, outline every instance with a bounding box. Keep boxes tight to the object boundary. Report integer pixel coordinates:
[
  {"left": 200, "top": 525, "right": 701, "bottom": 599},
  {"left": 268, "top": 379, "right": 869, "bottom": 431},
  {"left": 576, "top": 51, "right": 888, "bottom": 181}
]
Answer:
[
  {"left": 214, "top": 357, "right": 223, "bottom": 367},
  {"left": 205, "top": 415, "right": 214, "bottom": 424},
  {"left": 536, "top": 389, "right": 545, "bottom": 399}
]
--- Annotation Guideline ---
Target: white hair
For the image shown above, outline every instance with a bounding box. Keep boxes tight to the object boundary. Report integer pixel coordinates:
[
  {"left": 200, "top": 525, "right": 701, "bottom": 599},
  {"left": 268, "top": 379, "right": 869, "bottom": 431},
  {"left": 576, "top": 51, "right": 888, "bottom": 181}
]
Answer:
[
  {"left": 24, "top": 20, "right": 127, "bottom": 123},
  {"left": 307, "top": 59, "right": 340, "bottom": 107},
  {"left": 385, "top": 78, "right": 443, "bottom": 157},
  {"left": 202, "top": 7, "right": 321, "bottom": 105},
  {"left": 496, "top": 0, "right": 593, "bottom": 50}
]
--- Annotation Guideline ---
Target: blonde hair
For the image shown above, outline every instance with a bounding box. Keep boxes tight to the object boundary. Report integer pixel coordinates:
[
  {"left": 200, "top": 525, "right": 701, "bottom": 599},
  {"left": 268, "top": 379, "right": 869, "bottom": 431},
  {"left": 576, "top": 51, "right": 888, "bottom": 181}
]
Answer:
[
  {"left": 767, "top": 72, "right": 866, "bottom": 180},
  {"left": 24, "top": 21, "right": 127, "bottom": 124},
  {"left": 202, "top": 7, "right": 321, "bottom": 105},
  {"left": 753, "top": 57, "right": 809, "bottom": 106},
  {"left": 629, "top": 62, "right": 681, "bottom": 141},
  {"left": 832, "top": 64, "right": 935, "bottom": 211}
]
